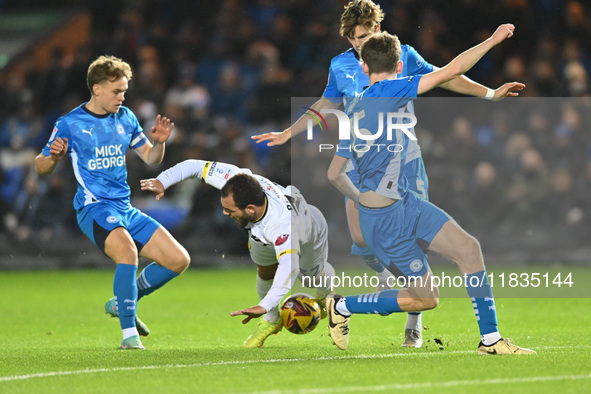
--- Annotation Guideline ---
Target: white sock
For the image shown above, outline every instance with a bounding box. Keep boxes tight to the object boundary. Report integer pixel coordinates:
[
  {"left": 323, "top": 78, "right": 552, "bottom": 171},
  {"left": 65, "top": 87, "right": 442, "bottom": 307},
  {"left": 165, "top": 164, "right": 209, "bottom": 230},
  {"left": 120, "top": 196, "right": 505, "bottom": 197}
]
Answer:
[
  {"left": 256, "top": 276, "right": 279, "bottom": 322},
  {"left": 122, "top": 327, "right": 139, "bottom": 340},
  {"left": 481, "top": 331, "right": 502, "bottom": 346},
  {"left": 405, "top": 313, "right": 422, "bottom": 331},
  {"left": 335, "top": 297, "right": 351, "bottom": 316}
]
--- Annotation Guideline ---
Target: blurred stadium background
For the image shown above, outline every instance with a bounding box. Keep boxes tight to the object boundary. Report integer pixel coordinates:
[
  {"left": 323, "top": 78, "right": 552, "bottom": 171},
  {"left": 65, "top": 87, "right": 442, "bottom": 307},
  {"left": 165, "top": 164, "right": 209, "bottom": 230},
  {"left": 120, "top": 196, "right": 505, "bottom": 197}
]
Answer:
[{"left": 1, "top": 0, "right": 590, "bottom": 269}]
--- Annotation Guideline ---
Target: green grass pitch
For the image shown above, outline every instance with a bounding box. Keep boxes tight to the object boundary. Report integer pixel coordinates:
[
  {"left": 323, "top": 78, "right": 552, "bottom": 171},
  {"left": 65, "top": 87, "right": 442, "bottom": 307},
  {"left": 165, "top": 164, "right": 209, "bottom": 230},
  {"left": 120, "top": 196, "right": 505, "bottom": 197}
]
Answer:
[{"left": 1, "top": 267, "right": 590, "bottom": 393}]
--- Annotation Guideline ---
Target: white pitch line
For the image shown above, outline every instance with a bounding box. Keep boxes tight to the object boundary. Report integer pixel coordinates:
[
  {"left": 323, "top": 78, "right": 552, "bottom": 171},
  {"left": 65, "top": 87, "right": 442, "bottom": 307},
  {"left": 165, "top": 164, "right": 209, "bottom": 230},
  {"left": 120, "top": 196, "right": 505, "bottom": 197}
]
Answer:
[
  {"left": 249, "top": 374, "right": 591, "bottom": 394},
  {"left": 0, "top": 345, "right": 588, "bottom": 383}
]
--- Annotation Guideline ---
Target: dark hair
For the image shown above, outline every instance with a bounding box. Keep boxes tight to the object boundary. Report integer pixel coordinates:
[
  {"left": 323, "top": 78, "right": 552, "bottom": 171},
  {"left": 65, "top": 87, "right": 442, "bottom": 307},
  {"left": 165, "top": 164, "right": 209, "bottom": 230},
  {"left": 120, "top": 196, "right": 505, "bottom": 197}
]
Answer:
[
  {"left": 220, "top": 173, "right": 266, "bottom": 209},
  {"left": 360, "top": 31, "right": 401, "bottom": 74}
]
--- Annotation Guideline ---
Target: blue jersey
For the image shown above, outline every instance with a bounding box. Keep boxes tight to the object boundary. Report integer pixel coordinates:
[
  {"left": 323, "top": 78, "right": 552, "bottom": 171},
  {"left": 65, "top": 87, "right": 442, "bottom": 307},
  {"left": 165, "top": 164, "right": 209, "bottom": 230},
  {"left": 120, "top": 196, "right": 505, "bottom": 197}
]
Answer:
[
  {"left": 42, "top": 104, "right": 147, "bottom": 210},
  {"left": 324, "top": 45, "right": 432, "bottom": 105},
  {"left": 348, "top": 76, "right": 422, "bottom": 200},
  {"left": 325, "top": 45, "right": 432, "bottom": 177}
]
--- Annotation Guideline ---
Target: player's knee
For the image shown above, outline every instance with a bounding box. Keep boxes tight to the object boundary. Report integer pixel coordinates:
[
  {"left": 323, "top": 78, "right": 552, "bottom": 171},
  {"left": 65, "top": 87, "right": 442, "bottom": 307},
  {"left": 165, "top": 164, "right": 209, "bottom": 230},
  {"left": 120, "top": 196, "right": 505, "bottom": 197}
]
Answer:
[
  {"left": 106, "top": 240, "right": 138, "bottom": 264},
  {"left": 178, "top": 248, "right": 191, "bottom": 271},
  {"left": 456, "top": 235, "right": 482, "bottom": 267},
  {"left": 423, "top": 296, "right": 439, "bottom": 310},
  {"left": 168, "top": 247, "right": 191, "bottom": 274}
]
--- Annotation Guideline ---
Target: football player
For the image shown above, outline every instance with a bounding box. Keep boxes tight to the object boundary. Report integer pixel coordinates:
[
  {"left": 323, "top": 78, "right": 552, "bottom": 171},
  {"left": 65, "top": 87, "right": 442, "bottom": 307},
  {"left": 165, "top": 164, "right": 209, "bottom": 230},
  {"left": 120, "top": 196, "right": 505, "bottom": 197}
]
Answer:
[
  {"left": 35, "top": 55, "right": 190, "bottom": 350},
  {"left": 140, "top": 160, "right": 335, "bottom": 348},
  {"left": 326, "top": 26, "right": 535, "bottom": 355}
]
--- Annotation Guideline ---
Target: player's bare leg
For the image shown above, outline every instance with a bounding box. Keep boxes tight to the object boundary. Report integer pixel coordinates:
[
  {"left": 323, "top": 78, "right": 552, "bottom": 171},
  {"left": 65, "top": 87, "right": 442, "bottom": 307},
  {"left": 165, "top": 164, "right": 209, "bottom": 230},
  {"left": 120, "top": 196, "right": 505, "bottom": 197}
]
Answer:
[
  {"left": 346, "top": 198, "right": 423, "bottom": 347},
  {"left": 140, "top": 226, "right": 190, "bottom": 275},
  {"left": 428, "top": 221, "right": 535, "bottom": 354}
]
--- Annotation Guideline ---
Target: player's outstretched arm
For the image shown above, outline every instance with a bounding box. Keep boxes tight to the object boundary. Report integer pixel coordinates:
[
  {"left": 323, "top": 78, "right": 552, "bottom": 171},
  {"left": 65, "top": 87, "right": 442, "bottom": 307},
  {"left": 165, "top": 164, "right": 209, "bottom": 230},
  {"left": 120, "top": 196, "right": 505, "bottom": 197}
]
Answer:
[
  {"left": 35, "top": 137, "right": 68, "bottom": 175},
  {"left": 437, "top": 71, "right": 525, "bottom": 100},
  {"left": 230, "top": 252, "right": 299, "bottom": 324},
  {"left": 327, "top": 155, "right": 359, "bottom": 201},
  {"left": 140, "top": 178, "right": 166, "bottom": 200},
  {"left": 251, "top": 96, "right": 341, "bottom": 146},
  {"left": 140, "top": 159, "right": 206, "bottom": 200},
  {"left": 250, "top": 129, "right": 292, "bottom": 147},
  {"left": 491, "top": 81, "right": 526, "bottom": 100},
  {"left": 136, "top": 115, "right": 174, "bottom": 165},
  {"left": 418, "top": 24, "right": 515, "bottom": 96},
  {"left": 230, "top": 305, "right": 267, "bottom": 324}
]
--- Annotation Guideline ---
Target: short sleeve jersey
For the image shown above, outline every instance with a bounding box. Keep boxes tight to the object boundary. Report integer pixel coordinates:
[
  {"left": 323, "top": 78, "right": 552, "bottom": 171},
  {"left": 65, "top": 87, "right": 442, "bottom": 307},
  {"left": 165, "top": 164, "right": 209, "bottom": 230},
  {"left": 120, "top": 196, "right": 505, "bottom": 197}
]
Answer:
[
  {"left": 325, "top": 45, "right": 432, "bottom": 171},
  {"left": 42, "top": 104, "right": 147, "bottom": 210},
  {"left": 348, "top": 76, "right": 422, "bottom": 200}
]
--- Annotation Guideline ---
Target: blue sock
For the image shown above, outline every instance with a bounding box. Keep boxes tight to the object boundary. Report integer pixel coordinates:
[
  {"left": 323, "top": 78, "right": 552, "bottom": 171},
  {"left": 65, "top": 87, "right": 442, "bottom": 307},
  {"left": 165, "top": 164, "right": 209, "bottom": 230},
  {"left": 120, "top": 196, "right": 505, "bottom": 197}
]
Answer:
[
  {"left": 113, "top": 264, "right": 138, "bottom": 330},
  {"left": 137, "top": 262, "right": 179, "bottom": 300},
  {"left": 344, "top": 289, "right": 401, "bottom": 315},
  {"left": 465, "top": 270, "right": 498, "bottom": 335}
]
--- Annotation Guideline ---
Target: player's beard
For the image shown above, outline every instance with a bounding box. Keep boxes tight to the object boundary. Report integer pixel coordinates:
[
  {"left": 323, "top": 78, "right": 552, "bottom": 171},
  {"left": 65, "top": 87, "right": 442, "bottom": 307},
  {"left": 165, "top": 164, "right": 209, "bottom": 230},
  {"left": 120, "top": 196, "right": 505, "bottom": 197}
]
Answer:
[{"left": 232, "top": 212, "right": 256, "bottom": 228}]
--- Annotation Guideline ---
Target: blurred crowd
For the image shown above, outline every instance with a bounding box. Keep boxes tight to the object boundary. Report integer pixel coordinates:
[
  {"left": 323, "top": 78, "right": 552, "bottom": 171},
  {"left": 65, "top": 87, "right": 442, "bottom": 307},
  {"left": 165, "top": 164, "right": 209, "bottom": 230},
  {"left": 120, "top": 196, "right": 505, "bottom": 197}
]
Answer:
[{"left": 1, "top": 0, "right": 590, "bottom": 260}]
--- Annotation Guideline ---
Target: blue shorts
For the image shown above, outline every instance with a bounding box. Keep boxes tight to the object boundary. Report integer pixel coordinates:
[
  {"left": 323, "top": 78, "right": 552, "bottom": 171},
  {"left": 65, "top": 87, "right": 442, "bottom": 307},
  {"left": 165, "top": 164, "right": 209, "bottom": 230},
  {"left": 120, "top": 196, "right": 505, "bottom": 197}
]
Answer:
[
  {"left": 349, "top": 157, "right": 429, "bottom": 257},
  {"left": 358, "top": 191, "right": 450, "bottom": 278},
  {"left": 77, "top": 202, "right": 161, "bottom": 253}
]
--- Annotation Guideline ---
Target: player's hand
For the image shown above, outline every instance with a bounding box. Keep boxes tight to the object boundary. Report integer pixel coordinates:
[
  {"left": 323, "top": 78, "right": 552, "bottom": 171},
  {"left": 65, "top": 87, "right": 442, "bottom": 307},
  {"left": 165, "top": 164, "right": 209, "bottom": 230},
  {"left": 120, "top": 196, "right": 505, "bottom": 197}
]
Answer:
[
  {"left": 149, "top": 115, "right": 174, "bottom": 144},
  {"left": 230, "top": 305, "right": 267, "bottom": 324},
  {"left": 490, "top": 24, "right": 515, "bottom": 45},
  {"left": 140, "top": 178, "right": 165, "bottom": 200},
  {"left": 49, "top": 137, "right": 68, "bottom": 160},
  {"left": 251, "top": 129, "right": 291, "bottom": 146},
  {"left": 493, "top": 82, "right": 526, "bottom": 101}
]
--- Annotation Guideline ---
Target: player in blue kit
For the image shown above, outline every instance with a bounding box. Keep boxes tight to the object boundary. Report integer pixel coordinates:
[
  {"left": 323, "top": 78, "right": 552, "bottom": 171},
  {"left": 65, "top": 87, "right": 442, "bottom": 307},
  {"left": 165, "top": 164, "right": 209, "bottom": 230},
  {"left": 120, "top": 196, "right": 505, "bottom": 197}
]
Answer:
[
  {"left": 326, "top": 27, "right": 535, "bottom": 355},
  {"left": 252, "top": 0, "right": 524, "bottom": 348},
  {"left": 35, "top": 55, "right": 190, "bottom": 350}
]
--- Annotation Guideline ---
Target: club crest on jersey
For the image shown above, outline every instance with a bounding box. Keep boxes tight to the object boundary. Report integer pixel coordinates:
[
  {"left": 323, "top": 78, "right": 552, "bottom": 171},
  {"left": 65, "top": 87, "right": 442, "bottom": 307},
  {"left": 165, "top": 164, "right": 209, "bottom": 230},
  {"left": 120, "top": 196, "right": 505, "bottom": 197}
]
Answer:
[
  {"left": 409, "top": 259, "right": 423, "bottom": 273},
  {"left": 106, "top": 216, "right": 120, "bottom": 224},
  {"left": 117, "top": 124, "right": 125, "bottom": 135},
  {"left": 213, "top": 165, "right": 231, "bottom": 180},
  {"left": 275, "top": 234, "right": 289, "bottom": 246}
]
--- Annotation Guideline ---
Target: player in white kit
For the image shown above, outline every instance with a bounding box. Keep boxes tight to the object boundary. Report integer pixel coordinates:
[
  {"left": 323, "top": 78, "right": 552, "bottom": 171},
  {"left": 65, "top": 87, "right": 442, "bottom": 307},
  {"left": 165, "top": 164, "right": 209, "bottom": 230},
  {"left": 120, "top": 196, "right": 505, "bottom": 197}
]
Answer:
[{"left": 140, "top": 160, "right": 335, "bottom": 347}]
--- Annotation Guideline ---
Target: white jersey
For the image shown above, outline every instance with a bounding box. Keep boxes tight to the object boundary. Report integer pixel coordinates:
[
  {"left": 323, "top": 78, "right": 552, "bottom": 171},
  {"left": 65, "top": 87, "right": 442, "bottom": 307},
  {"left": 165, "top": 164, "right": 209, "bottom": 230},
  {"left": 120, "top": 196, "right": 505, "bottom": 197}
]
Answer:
[{"left": 156, "top": 159, "right": 330, "bottom": 312}]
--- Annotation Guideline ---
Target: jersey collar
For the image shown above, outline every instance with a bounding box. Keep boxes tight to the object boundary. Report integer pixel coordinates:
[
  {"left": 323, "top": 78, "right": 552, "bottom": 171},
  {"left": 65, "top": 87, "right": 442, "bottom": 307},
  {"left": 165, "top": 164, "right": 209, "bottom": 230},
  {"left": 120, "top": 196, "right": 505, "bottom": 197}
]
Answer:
[
  {"left": 82, "top": 103, "right": 111, "bottom": 119},
  {"left": 252, "top": 195, "right": 268, "bottom": 224}
]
